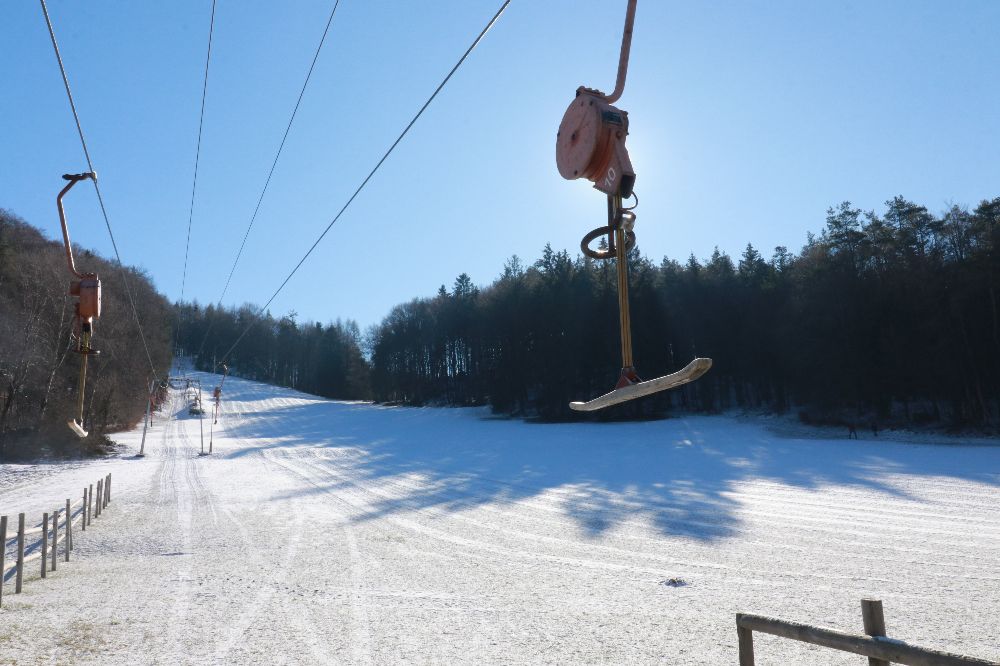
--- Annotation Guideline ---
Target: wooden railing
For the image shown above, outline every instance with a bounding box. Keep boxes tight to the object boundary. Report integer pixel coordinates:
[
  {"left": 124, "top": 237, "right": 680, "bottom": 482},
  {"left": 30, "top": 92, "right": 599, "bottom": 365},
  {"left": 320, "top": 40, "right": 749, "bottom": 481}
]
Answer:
[
  {"left": 737, "top": 598, "right": 999, "bottom": 665},
  {"left": 1, "top": 473, "right": 112, "bottom": 606}
]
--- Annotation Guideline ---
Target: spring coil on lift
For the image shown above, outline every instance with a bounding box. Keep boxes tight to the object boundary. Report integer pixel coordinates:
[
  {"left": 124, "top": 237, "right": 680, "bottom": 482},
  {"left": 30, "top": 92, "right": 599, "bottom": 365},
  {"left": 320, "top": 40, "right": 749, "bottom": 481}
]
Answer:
[{"left": 580, "top": 193, "right": 638, "bottom": 260}]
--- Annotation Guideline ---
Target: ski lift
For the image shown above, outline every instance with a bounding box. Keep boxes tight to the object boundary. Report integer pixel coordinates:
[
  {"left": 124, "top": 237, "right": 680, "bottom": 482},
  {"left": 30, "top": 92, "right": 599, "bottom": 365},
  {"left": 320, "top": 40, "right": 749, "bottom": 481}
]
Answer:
[
  {"left": 57, "top": 172, "right": 101, "bottom": 436},
  {"left": 555, "top": 0, "right": 711, "bottom": 410},
  {"left": 213, "top": 363, "right": 228, "bottom": 424}
]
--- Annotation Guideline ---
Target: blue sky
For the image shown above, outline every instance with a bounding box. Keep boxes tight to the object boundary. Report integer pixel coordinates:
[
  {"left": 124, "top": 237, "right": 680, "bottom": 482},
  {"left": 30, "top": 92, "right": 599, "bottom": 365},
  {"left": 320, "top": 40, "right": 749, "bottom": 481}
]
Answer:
[{"left": 4, "top": 1, "right": 999, "bottom": 330}]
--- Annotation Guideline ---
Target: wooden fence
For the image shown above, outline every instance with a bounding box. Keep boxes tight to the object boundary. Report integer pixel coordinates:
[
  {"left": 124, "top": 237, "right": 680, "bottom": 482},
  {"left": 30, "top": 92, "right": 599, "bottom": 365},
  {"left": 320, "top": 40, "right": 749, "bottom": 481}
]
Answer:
[
  {"left": 1, "top": 473, "right": 112, "bottom": 606},
  {"left": 737, "top": 598, "right": 999, "bottom": 665}
]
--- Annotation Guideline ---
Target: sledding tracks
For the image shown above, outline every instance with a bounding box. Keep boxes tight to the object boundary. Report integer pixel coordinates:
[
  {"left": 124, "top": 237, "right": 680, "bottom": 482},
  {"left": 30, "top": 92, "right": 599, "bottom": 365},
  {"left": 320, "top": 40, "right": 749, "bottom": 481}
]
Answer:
[{"left": 1, "top": 373, "right": 998, "bottom": 664}]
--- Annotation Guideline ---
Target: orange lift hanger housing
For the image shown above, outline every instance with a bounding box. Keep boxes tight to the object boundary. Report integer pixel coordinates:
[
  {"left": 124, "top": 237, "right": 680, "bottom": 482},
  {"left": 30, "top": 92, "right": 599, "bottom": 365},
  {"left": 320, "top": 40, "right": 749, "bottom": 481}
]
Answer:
[
  {"left": 57, "top": 171, "right": 102, "bottom": 437},
  {"left": 554, "top": 0, "right": 711, "bottom": 411}
]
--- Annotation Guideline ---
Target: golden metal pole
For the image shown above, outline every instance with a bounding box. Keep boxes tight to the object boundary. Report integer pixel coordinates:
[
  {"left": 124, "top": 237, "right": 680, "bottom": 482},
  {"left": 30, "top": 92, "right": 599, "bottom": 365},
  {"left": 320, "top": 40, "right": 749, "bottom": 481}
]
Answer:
[
  {"left": 75, "top": 330, "right": 90, "bottom": 424},
  {"left": 612, "top": 194, "right": 635, "bottom": 372}
]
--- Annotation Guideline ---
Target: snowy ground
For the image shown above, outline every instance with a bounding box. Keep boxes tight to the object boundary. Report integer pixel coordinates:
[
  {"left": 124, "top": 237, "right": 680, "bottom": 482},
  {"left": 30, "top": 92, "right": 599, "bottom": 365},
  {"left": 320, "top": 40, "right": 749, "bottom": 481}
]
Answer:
[{"left": 2, "top": 372, "right": 999, "bottom": 664}]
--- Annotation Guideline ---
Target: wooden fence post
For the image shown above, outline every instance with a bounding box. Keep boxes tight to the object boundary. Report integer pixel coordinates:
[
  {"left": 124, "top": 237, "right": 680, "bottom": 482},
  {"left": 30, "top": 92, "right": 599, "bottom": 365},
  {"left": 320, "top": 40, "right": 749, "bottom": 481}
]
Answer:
[
  {"left": 87, "top": 484, "right": 93, "bottom": 525},
  {"left": 41, "top": 512, "right": 48, "bottom": 578},
  {"left": 106, "top": 473, "right": 111, "bottom": 505},
  {"left": 861, "top": 599, "right": 889, "bottom": 666},
  {"left": 0, "top": 515, "right": 6, "bottom": 606},
  {"left": 66, "top": 498, "right": 72, "bottom": 556},
  {"left": 105, "top": 474, "right": 110, "bottom": 507},
  {"left": 737, "top": 619, "right": 755, "bottom": 666},
  {"left": 95, "top": 480, "right": 102, "bottom": 517},
  {"left": 51, "top": 509, "right": 59, "bottom": 571},
  {"left": 16, "top": 513, "right": 24, "bottom": 593}
]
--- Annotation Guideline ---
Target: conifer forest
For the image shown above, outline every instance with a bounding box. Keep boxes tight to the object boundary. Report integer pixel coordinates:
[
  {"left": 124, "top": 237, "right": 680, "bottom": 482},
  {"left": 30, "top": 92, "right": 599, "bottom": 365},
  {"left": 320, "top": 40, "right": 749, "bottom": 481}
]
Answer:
[{"left": 171, "top": 196, "right": 1000, "bottom": 426}]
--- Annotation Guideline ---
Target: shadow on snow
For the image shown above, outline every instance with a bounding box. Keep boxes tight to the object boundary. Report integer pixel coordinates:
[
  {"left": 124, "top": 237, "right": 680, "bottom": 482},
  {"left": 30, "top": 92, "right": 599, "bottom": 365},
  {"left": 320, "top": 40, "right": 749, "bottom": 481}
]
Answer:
[{"left": 204, "top": 373, "right": 1000, "bottom": 543}]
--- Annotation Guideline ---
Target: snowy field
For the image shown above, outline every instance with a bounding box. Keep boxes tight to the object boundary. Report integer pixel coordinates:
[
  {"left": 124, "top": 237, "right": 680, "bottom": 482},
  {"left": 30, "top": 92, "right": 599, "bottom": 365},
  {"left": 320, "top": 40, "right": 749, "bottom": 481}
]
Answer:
[{"left": 2, "top": 372, "right": 999, "bottom": 664}]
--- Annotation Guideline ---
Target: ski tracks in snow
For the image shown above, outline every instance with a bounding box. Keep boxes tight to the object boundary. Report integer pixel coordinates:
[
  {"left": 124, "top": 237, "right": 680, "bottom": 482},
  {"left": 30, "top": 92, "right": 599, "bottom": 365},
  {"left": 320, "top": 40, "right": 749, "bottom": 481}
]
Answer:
[{"left": 1, "top": 375, "right": 999, "bottom": 664}]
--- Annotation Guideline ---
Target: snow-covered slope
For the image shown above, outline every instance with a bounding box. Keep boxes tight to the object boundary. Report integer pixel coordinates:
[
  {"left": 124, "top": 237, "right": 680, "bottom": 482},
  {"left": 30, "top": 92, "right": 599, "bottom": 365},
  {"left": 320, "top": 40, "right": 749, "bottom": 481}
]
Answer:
[{"left": 2, "top": 373, "right": 998, "bottom": 664}]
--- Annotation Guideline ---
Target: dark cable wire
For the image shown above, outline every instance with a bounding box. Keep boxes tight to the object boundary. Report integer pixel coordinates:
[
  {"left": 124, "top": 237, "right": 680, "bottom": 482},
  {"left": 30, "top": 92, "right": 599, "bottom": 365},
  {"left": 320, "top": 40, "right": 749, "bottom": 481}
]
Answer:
[
  {"left": 218, "top": 0, "right": 511, "bottom": 366},
  {"left": 180, "top": 0, "right": 218, "bottom": 306},
  {"left": 194, "top": 0, "right": 342, "bottom": 361},
  {"left": 175, "top": 0, "right": 218, "bottom": 372},
  {"left": 39, "top": 0, "right": 159, "bottom": 378}
]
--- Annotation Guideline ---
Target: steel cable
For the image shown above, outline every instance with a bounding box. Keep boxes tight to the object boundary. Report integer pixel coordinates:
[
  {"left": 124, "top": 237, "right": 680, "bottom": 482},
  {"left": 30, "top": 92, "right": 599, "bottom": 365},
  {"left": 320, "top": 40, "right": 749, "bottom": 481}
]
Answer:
[
  {"left": 179, "top": 0, "right": 218, "bottom": 309},
  {"left": 173, "top": 0, "right": 218, "bottom": 373},
  {"left": 194, "top": 0, "right": 343, "bottom": 360},
  {"left": 39, "top": 0, "right": 159, "bottom": 378},
  {"left": 218, "top": 0, "right": 511, "bottom": 366}
]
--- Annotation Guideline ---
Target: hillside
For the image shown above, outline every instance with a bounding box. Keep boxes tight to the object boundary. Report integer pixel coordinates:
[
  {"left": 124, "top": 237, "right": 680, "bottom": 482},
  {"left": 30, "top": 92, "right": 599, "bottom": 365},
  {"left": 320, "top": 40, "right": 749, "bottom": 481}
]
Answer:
[
  {"left": 2, "top": 372, "right": 998, "bottom": 663},
  {"left": 0, "top": 210, "right": 172, "bottom": 459}
]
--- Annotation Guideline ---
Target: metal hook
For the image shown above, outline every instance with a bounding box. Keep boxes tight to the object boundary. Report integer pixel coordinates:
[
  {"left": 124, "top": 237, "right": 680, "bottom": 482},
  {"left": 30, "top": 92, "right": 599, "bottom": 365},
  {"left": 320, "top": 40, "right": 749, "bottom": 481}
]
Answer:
[
  {"left": 588, "top": 0, "right": 637, "bottom": 104},
  {"left": 57, "top": 172, "right": 97, "bottom": 279}
]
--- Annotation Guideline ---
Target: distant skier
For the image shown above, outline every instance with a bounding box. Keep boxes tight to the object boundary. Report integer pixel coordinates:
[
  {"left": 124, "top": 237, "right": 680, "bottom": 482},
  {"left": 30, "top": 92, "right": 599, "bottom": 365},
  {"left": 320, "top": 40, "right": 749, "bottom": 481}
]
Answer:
[
  {"left": 848, "top": 423, "right": 859, "bottom": 439},
  {"left": 871, "top": 421, "right": 879, "bottom": 437}
]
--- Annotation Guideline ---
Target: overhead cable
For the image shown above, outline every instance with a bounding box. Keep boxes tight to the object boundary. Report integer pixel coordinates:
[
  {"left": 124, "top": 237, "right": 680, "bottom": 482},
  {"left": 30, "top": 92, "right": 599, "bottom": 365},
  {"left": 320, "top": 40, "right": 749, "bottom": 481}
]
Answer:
[
  {"left": 194, "top": 0, "right": 343, "bottom": 360},
  {"left": 39, "top": 0, "right": 159, "bottom": 378},
  {"left": 220, "top": 0, "right": 511, "bottom": 366},
  {"left": 180, "top": 0, "right": 219, "bottom": 306}
]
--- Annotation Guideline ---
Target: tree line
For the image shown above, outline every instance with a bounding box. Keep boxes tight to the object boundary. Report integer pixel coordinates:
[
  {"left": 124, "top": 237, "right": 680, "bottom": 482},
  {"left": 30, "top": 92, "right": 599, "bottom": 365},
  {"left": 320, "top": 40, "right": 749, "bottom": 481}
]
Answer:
[
  {"left": 183, "top": 195, "right": 1000, "bottom": 428},
  {"left": 0, "top": 209, "right": 172, "bottom": 458},
  {"left": 173, "top": 304, "right": 370, "bottom": 402},
  {"left": 10, "top": 192, "right": 993, "bottom": 459}
]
